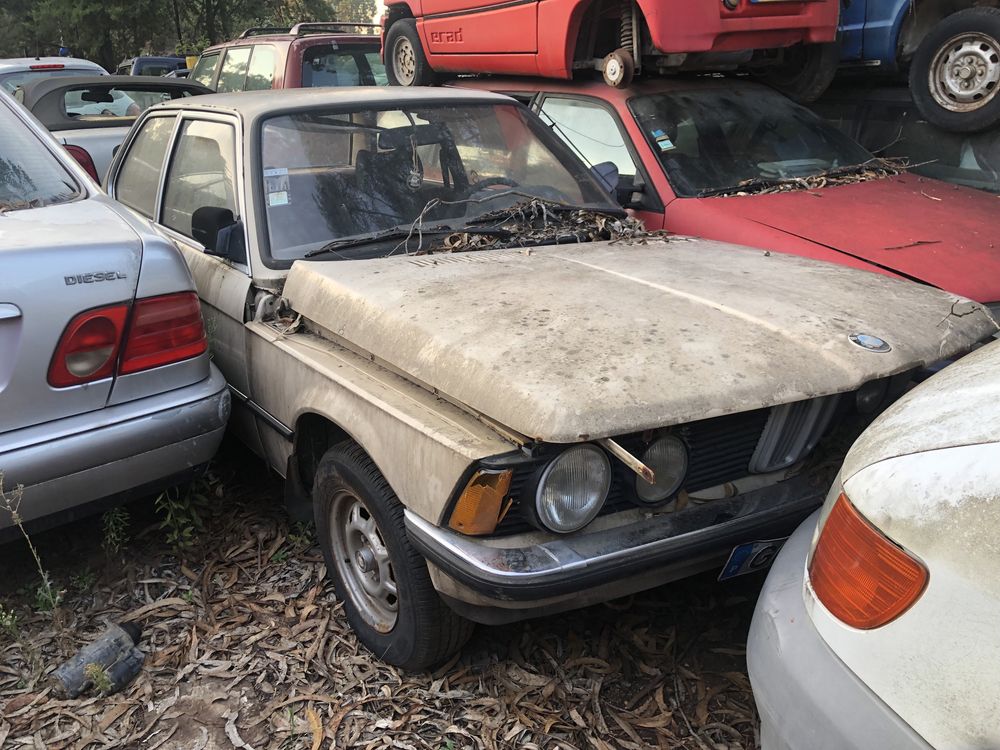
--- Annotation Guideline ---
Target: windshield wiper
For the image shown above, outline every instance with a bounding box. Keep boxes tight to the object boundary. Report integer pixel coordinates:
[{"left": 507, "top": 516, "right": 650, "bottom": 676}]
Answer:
[
  {"left": 697, "top": 159, "right": 902, "bottom": 198},
  {"left": 303, "top": 224, "right": 511, "bottom": 259}
]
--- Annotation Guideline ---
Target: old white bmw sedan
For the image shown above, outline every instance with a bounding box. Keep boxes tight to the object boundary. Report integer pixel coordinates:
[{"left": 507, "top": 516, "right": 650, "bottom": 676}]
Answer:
[
  {"left": 106, "top": 87, "right": 996, "bottom": 669},
  {"left": 748, "top": 340, "right": 1000, "bottom": 750}
]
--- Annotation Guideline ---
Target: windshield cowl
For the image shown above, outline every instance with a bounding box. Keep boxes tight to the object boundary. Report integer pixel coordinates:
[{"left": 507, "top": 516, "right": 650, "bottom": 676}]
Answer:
[{"left": 697, "top": 159, "right": 905, "bottom": 198}]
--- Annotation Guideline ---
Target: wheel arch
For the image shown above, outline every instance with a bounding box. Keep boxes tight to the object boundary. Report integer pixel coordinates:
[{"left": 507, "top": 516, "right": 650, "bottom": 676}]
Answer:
[{"left": 897, "top": 0, "right": 1000, "bottom": 64}]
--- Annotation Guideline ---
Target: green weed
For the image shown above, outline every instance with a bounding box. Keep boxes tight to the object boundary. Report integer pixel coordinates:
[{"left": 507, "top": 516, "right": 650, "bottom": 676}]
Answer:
[{"left": 101, "top": 507, "right": 130, "bottom": 556}]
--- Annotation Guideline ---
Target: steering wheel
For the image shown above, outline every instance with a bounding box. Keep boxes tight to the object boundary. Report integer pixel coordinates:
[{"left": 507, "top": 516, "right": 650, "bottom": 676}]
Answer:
[{"left": 466, "top": 176, "right": 517, "bottom": 194}]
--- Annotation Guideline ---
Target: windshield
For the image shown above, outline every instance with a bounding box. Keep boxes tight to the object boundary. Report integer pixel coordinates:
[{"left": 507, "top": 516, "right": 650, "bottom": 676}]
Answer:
[
  {"left": 629, "top": 88, "right": 875, "bottom": 197},
  {"left": 260, "top": 102, "right": 617, "bottom": 260},
  {"left": 0, "top": 102, "right": 80, "bottom": 210},
  {"left": 0, "top": 68, "right": 102, "bottom": 94}
]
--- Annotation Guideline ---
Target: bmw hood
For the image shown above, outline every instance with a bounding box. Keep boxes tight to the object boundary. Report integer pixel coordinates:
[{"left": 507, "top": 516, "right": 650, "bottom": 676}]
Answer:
[{"left": 282, "top": 238, "right": 996, "bottom": 442}]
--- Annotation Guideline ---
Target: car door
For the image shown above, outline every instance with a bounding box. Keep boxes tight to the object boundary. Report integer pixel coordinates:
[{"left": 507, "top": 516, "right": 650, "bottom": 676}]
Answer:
[
  {"left": 839, "top": 0, "right": 867, "bottom": 60},
  {"left": 421, "top": 0, "right": 537, "bottom": 54},
  {"left": 534, "top": 93, "right": 666, "bottom": 228},
  {"left": 111, "top": 111, "right": 264, "bottom": 455}
]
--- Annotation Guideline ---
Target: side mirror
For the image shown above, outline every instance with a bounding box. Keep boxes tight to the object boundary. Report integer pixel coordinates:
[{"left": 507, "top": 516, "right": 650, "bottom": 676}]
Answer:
[
  {"left": 192, "top": 206, "right": 246, "bottom": 263},
  {"left": 623, "top": 172, "right": 646, "bottom": 208},
  {"left": 590, "top": 161, "right": 620, "bottom": 194}
]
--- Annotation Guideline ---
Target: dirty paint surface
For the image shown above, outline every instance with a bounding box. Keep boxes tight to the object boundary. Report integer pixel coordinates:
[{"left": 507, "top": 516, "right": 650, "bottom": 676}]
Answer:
[{"left": 283, "top": 238, "right": 995, "bottom": 443}]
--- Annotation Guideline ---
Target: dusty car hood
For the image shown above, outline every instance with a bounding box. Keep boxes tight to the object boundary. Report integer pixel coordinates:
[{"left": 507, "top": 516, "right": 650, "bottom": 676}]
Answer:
[
  {"left": 696, "top": 173, "right": 1000, "bottom": 302},
  {"left": 282, "top": 238, "right": 995, "bottom": 442},
  {"left": 841, "top": 340, "right": 1000, "bottom": 482}
]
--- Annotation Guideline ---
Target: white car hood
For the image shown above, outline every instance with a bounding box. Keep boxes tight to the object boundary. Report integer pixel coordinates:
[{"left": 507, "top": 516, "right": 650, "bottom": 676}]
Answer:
[{"left": 282, "top": 238, "right": 996, "bottom": 441}]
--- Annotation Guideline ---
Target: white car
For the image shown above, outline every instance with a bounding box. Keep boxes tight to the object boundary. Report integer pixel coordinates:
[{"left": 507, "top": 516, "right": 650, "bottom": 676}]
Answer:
[
  {"left": 0, "top": 56, "right": 106, "bottom": 93},
  {"left": 748, "top": 340, "right": 1000, "bottom": 750}
]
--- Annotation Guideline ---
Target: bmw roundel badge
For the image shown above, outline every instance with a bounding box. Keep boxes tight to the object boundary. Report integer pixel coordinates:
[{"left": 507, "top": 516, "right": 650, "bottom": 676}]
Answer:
[{"left": 849, "top": 333, "right": 891, "bottom": 353}]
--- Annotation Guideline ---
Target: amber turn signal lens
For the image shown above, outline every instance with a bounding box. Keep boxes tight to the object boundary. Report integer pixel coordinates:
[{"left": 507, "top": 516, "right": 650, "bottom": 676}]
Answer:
[
  {"left": 448, "top": 470, "right": 513, "bottom": 536},
  {"left": 809, "top": 493, "right": 928, "bottom": 630}
]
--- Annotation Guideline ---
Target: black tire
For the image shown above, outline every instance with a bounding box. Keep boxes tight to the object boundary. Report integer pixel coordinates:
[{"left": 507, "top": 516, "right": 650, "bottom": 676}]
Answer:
[
  {"left": 313, "top": 440, "right": 473, "bottom": 670},
  {"left": 909, "top": 8, "right": 1000, "bottom": 134},
  {"left": 757, "top": 41, "right": 840, "bottom": 104},
  {"left": 385, "top": 19, "right": 438, "bottom": 87}
]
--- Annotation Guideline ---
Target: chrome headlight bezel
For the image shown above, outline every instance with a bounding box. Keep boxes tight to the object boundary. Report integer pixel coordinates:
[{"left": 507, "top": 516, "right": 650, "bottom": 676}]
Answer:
[{"left": 533, "top": 444, "right": 612, "bottom": 534}]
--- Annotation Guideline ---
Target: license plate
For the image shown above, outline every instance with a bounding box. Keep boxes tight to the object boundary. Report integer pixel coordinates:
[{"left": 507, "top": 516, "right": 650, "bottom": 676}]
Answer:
[{"left": 718, "top": 538, "right": 787, "bottom": 581}]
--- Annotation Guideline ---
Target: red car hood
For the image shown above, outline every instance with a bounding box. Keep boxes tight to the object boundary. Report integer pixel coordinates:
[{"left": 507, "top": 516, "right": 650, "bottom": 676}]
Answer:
[{"left": 694, "top": 173, "right": 1000, "bottom": 302}]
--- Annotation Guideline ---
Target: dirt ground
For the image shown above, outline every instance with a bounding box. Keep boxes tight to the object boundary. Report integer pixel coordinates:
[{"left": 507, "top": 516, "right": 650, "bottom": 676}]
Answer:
[{"left": 0, "top": 439, "right": 766, "bottom": 750}]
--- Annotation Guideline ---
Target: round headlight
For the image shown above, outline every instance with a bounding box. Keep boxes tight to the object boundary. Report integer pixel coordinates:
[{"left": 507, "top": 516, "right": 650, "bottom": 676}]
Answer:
[
  {"left": 535, "top": 445, "right": 611, "bottom": 534},
  {"left": 635, "top": 435, "right": 688, "bottom": 504},
  {"left": 856, "top": 379, "right": 888, "bottom": 414}
]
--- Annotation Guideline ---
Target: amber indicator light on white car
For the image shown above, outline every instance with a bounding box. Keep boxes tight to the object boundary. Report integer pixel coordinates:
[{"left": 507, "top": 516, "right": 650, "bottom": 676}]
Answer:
[
  {"left": 447, "top": 469, "right": 513, "bottom": 536},
  {"left": 809, "top": 493, "right": 929, "bottom": 629},
  {"left": 48, "top": 292, "right": 207, "bottom": 387}
]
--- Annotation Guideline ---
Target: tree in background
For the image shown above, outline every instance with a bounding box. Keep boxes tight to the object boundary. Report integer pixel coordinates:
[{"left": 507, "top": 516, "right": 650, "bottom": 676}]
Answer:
[{"left": 0, "top": 0, "right": 376, "bottom": 70}]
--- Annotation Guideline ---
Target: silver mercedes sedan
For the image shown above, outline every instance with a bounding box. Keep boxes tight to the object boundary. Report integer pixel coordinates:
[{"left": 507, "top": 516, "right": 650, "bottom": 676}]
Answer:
[{"left": 0, "top": 89, "right": 230, "bottom": 537}]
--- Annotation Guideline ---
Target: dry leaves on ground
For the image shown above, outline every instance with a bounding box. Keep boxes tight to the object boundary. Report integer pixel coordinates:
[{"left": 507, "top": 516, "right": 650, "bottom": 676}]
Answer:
[{"left": 0, "top": 445, "right": 761, "bottom": 750}]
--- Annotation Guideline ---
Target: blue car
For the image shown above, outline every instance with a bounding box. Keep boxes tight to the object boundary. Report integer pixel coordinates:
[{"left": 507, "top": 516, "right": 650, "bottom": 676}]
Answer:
[{"left": 767, "top": 2, "right": 1000, "bottom": 134}]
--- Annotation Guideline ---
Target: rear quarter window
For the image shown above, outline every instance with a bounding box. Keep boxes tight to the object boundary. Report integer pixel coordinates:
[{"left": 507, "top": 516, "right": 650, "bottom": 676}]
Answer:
[
  {"left": 216, "top": 47, "right": 252, "bottom": 92},
  {"left": 0, "top": 103, "right": 80, "bottom": 210},
  {"left": 301, "top": 46, "right": 385, "bottom": 86},
  {"left": 190, "top": 52, "right": 221, "bottom": 88},
  {"left": 114, "top": 115, "right": 176, "bottom": 217}
]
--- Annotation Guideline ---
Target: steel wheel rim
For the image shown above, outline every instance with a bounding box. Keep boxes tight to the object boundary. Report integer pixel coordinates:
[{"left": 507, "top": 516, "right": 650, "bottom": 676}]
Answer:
[
  {"left": 929, "top": 31, "right": 1000, "bottom": 112},
  {"left": 393, "top": 36, "right": 417, "bottom": 85},
  {"left": 328, "top": 490, "right": 398, "bottom": 633}
]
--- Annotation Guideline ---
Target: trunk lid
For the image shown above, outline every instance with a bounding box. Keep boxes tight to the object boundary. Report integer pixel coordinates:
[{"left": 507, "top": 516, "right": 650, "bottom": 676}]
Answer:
[
  {"left": 0, "top": 197, "right": 142, "bottom": 434},
  {"left": 282, "top": 238, "right": 995, "bottom": 442}
]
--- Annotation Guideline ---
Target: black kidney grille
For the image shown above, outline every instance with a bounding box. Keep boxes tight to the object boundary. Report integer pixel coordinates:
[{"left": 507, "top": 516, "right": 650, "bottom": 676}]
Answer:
[{"left": 493, "top": 406, "right": 771, "bottom": 536}]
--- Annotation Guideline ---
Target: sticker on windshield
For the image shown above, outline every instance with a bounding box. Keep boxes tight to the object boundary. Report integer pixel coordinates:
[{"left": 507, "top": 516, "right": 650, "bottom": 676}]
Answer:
[
  {"left": 651, "top": 129, "right": 675, "bottom": 152},
  {"left": 264, "top": 167, "right": 290, "bottom": 207}
]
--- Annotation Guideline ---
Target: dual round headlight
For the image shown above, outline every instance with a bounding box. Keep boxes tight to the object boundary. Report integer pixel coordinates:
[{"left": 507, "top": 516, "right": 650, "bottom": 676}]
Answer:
[
  {"left": 534, "top": 445, "right": 611, "bottom": 534},
  {"left": 533, "top": 437, "right": 689, "bottom": 533}
]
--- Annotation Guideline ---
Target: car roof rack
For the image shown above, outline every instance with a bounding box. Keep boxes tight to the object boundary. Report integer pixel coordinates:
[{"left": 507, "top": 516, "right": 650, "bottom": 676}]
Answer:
[
  {"left": 239, "top": 26, "right": 293, "bottom": 38},
  {"left": 289, "top": 22, "right": 381, "bottom": 35}
]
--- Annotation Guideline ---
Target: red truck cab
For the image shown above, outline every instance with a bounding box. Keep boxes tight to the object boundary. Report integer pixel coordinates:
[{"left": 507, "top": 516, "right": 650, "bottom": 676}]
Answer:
[{"left": 383, "top": 0, "right": 839, "bottom": 87}]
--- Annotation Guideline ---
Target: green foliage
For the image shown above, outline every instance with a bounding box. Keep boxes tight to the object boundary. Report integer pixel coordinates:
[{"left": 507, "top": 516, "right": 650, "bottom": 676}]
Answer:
[
  {"left": 102, "top": 507, "right": 131, "bottom": 557},
  {"left": 0, "top": 475, "right": 64, "bottom": 621},
  {"left": 0, "top": 605, "right": 19, "bottom": 643},
  {"left": 0, "top": 0, "right": 343, "bottom": 69},
  {"left": 154, "top": 471, "right": 223, "bottom": 550},
  {"left": 84, "top": 662, "right": 113, "bottom": 694},
  {"left": 70, "top": 569, "right": 97, "bottom": 593}
]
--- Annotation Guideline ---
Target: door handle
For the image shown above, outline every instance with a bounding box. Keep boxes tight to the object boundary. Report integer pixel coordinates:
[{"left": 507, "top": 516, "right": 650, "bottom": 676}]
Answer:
[{"left": 0, "top": 304, "right": 21, "bottom": 320}]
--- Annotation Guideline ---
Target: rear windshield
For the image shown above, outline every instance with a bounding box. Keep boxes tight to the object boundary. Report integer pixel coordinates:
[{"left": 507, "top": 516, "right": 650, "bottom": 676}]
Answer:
[
  {"left": 0, "top": 103, "right": 80, "bottom": 210},
  {"left": 302, "top": 45, "right": 386, "bottom": 86},
  {"left": 0, "top": 68, "right": 102, "bottom": 94},
  {"left": 136, "top": 60, "right": 184, "bottom": 76},
  {"left": 62, "top": 85, "right": 197, "bottom": 120}
]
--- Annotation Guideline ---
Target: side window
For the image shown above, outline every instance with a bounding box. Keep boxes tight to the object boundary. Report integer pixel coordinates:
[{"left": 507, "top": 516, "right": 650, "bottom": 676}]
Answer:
[
  {"left": 114, "top": 115, "right": 176, "bottom": 218},
  {"left": 538, "top": 96, "right": 638, "bottom": 178},
  {"left": 215, "top": 47, "right": 252, "bottom": 93},
  {"left": 162, "top": 119, "right": 238, "bottom": 240},
  {"left": 244, "top": 45, "right": 276, "bottom": 91},
  {"left": 190, "top": 52, "right": 220, "bottom": 88}
]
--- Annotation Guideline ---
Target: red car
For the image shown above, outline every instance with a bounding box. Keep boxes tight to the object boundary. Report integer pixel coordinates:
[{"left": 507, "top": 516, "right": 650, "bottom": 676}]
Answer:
[
  {"left": 454, "top": 76, "right": 1000, "bottom": 306},
  {"left": 190, "top": 22, "right": 385, "bottom": 91},
  {"left": 382, "top": 0, "right": 838, "bottom": 88}
]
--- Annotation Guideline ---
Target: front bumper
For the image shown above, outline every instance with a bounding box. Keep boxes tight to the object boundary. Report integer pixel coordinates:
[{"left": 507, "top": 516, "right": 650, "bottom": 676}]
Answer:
[
  {"left": 0, "top": 366, "right": 230, "bottom": 533},
  {"left": 406, "top": 471, "right": 824, "bottom": 613},
  {"left": 746, "top": 512, "right": 932, "bottom": 750}
]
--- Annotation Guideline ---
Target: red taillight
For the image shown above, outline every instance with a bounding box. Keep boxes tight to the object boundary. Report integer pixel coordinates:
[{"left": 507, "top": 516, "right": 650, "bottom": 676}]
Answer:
[
  {"left": 29, "top": 63, "right": 65, "bottom": 70},
  {"left": 48, "top": 304, "right": 129, "bottom": 387},
  {"left": 64, "top": 144, "right": 99, "bottom": 182},
  {"left": 120, "top": 292, "right": 207, "bottom": 374},
  {"left": 809, "top": 493, "right": 929, "bottom": 630},
  {"left": 49, "top": 293, "right": 207, "bottom": 388}
]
